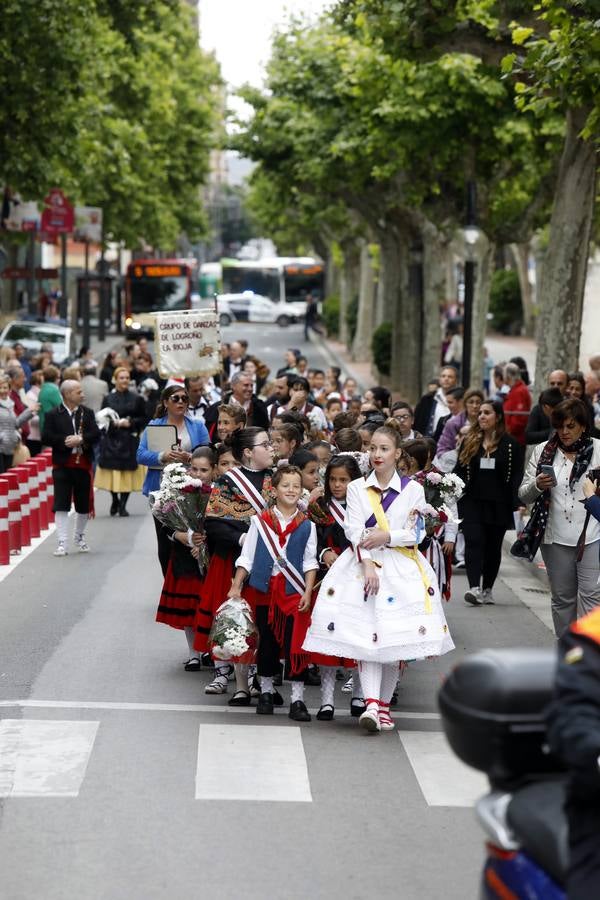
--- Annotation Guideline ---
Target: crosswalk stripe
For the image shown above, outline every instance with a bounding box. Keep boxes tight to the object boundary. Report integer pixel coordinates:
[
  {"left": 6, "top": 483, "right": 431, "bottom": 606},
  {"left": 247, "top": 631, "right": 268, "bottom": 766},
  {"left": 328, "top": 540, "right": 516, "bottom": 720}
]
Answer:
[
  {"left": 195, "top": 724, "right": 312, "bottom": 802},
  {"left": 398, "top": 731, "right": 488, "bottom": 807},
  {"left": 0, "top": 720, "right": 99, "bottom": 798}
]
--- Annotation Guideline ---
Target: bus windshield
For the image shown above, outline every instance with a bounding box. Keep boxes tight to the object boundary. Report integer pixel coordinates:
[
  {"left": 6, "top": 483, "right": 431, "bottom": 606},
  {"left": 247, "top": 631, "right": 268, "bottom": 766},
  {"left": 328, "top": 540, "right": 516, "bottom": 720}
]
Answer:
[{"left": 129, "top": 275, "right": 189, "bottom": 313}]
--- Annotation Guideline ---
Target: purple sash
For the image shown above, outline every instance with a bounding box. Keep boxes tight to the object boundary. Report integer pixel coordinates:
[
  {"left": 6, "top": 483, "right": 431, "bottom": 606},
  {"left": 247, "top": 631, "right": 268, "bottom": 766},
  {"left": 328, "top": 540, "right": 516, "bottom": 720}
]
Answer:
[{"left": 365, "top": 483, "right": 406, "bottom": 528}]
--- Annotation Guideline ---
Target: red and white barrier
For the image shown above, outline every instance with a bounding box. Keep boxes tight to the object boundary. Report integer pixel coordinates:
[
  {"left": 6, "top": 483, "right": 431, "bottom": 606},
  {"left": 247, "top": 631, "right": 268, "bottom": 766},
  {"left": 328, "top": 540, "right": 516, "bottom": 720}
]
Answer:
[
  {"left": 0, "top": 451, "right": 59, "bottom": 566},
  {"left": 24, "top": 460, "right": 41, "bottom": 539},
  {"left": 4, "top": 470, "right": 21, "bottom": 554},
  {"left": 11, "top": 465, "right": 31, "bottom": 548},
  {"left": 0, "top": 478, "right": 9, "bottom": 566}
]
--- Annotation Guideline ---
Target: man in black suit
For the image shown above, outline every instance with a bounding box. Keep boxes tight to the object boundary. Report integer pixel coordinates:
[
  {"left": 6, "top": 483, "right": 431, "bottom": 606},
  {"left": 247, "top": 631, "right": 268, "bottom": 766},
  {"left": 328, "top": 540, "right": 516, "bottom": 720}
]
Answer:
[
  {"left": 42, "top": 379, "right": 100, "bottom": 557},
  {"left": 204, "top": 372, "right": 269, "bottom": 440}
]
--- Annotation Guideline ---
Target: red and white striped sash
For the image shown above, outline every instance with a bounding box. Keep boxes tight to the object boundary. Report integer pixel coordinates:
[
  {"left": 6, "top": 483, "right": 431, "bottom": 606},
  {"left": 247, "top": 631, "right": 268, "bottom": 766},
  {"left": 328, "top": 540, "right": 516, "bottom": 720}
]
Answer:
[
  {"left": 253, "top": 515, "right": 306, "bottom": 594},
  {"left": 226, "top": 467, "right": 267, "bottom": 515},
  {"left": 328, "top": 499, "right": 346, "bottom": 528}
]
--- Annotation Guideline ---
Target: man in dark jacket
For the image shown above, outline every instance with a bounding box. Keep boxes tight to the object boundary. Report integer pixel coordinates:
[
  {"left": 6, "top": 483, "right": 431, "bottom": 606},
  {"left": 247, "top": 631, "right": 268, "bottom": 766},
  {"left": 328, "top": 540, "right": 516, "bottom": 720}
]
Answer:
[
  {"left": 547, "top": 607, "right": 600, "bottom": 899},
  {"left": 525, "top": 387, "right": 563, "bottom": 445},
  {"left": 41, "top": 379, "right": 100, "bottom": 556},
  {"left": 413, "top": 366, "right": 458, "bottom": 437},
  {"left": 204, "top": 372, "right": 269, "bottom": 440}
]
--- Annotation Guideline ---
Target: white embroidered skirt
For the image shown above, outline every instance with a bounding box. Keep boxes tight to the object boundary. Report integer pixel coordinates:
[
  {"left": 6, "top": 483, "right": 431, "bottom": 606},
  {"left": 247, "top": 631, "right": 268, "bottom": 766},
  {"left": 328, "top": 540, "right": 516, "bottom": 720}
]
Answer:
[{"left": 303, "top": 546, "right": 455, "bottom": 663}]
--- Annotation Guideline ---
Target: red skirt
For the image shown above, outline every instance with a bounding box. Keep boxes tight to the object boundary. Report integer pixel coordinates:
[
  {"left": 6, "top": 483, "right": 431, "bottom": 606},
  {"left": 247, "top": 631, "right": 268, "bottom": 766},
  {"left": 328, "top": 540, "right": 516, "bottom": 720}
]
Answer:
[
  {"left": 193, "top": 553, "right": 235, "bottom": 652},
  {"left": 156, "top": 559, "right": 202, "bottom": 630}
]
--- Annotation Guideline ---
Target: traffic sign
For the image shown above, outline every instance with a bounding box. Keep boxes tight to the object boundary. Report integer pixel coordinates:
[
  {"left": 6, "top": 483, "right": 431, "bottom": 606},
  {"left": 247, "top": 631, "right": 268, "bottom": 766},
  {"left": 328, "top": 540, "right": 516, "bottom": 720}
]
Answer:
[{"left": 40, "top": 188, "right": 74, "bottom": 235}]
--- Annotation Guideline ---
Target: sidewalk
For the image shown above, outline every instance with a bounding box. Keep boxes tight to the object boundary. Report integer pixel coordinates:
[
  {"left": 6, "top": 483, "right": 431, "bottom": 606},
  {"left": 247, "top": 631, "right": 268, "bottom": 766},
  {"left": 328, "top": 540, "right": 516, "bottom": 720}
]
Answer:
[{"left": 312, "top": 329, "right": 539, "bottom": 395}]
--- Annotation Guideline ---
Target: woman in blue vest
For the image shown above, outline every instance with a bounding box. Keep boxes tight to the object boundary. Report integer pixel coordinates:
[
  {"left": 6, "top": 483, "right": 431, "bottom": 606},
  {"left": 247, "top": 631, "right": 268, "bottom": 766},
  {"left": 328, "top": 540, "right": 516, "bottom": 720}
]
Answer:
[
  {"left": 228, "top": 464, "right": 319, "bottom": 721},
  {"left": 137, "top": 384, "right": 209, "bottom": 574}
]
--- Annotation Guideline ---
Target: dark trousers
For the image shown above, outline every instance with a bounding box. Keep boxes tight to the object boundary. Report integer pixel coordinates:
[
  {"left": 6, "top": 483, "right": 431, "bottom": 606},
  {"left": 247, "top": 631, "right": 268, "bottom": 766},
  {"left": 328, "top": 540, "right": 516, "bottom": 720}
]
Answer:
[
  {"left": 255, "top": 605, "right": 307, "bottom": 682},
  {"left": 0, "top": 453, "right": 12, "bottom": 474},
  {"left": 53, "top": 466, "right": 92, "bottom": 513},
  {"left": 462, "top": 521, "right": 507, "bottom": 590},
  {"left": 153, "top": 517, "right": 172, "bottom": 577}
]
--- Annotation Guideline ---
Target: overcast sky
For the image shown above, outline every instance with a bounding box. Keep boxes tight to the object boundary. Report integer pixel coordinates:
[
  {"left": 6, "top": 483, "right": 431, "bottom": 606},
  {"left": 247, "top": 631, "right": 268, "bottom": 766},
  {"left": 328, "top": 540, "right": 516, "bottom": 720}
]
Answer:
[{"left": 199, "top": 0, "right": 331, "bottom": 116}]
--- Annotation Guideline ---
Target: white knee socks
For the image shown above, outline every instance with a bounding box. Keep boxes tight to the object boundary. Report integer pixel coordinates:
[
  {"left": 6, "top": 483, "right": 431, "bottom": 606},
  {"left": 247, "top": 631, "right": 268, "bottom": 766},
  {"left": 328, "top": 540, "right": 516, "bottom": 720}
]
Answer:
[
  {"left": 55, "top": 511, "right": 69, "bottom": 546},
  {"left": 184, "top": 626, "right": 197, "bottom": 655},
  {"left": 358, "top": 661, "right": 382, "bottom": 702},
  {"left": 291, "top": 682, "right": 304, "bottom": 703},
  {"left": 74, "top": 512, "right": 88, "bottom": 542},
  {"left": 234, "top": 663, "right": 248, "bottom": 693},
  {"left": 260, "top": 675, "right": 274, "bottom": 694},
  {"left": 320, "top": 666, "right": 336, "bottom": 707},
  {"left": 380, "top": 663, "right": 400, "bottom": 705}
]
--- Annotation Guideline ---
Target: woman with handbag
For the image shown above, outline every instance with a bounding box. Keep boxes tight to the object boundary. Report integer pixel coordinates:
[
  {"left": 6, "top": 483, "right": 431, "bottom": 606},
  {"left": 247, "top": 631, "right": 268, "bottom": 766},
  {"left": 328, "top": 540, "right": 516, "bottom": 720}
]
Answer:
[
  {"left": 95, "top": 367, "right": 149, "bottom": 516},
  {"left": 518, "top": 398, "right": 600, "bottom": 636}
]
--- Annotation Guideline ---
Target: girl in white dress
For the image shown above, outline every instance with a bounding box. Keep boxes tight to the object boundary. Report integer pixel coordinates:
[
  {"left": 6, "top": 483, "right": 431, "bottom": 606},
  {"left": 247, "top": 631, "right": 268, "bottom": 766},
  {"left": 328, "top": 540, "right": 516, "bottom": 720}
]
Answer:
[{"left": 303, "top": 425, "right": 455, "bottom": 733}]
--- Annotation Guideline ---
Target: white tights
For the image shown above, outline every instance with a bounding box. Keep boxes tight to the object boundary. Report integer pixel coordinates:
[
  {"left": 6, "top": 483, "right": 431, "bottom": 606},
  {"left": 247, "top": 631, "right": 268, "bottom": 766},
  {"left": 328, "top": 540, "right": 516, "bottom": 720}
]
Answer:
[{"left": 358, "top": 661, "right": 399, "bottom": 704}]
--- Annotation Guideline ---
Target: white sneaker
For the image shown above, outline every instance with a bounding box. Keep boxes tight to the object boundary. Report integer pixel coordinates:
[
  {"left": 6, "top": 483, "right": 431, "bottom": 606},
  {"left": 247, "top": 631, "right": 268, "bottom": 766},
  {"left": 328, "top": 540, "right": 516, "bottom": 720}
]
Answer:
[
  {"left": 53, "top": 543, "right": 68, "bottom": 557},
  {"left": 205, "top": 665, "right": 233, "bottom": 694},
  {"left": 341, "top": 674, "right": 353, "bottom": 693},
  {"left": 75, "top": 538, "right": 90, "bottom": 553},
  {"left": 464, "top": 587, "right": 483, "bottom": 606},
  {"left": 482, "top": 588, "right": 495, "bottom": 605}
]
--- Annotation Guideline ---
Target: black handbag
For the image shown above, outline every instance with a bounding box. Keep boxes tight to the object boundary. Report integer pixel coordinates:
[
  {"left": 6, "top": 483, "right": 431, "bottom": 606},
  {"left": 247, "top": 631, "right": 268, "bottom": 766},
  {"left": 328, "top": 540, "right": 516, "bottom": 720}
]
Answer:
[{"left": 98, "top": 427, "right": 139, "bottom": 471}]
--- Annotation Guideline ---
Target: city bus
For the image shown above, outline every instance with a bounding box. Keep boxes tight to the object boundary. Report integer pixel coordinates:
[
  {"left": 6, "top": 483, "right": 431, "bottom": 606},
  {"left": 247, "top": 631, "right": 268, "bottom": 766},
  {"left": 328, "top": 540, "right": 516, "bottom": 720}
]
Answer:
[
  {"left": 124, "top": 258, "right": 198, "bottom": 337},
  {"left": 220, "top": 257, "right": 325, "bottom": 305}
]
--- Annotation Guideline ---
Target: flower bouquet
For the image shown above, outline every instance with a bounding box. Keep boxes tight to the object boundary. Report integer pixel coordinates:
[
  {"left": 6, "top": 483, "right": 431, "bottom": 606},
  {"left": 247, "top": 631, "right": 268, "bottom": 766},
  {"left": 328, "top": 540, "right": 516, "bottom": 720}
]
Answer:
[
  {"left": 149, "top": 463, "right": 212, "bottom": 573},
  {"left": 413, "top": 470, "right": 465, "bottom": 530},
  {"left": 208, "top": 597, "right": 258, "bottom": 663}
]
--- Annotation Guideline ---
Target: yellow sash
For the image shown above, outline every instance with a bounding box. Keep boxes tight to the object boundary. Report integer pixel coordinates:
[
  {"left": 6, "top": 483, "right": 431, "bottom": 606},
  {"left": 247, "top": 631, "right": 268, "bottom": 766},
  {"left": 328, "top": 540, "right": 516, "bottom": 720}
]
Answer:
[{"left": 366, "top": 486, "right": 433, "bottom": 614}]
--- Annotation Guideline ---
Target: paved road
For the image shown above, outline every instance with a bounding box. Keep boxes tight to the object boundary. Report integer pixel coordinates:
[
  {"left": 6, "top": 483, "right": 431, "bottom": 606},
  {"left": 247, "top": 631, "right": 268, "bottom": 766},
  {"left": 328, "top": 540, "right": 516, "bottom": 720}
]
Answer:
[{"left": 0, "top": 320, "right": 556, "bottom": 900}]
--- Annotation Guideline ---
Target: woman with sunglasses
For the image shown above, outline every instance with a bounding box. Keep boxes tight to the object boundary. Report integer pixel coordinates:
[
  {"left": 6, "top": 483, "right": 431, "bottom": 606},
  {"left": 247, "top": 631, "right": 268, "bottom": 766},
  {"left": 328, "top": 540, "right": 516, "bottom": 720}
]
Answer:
[
  {"left": 193, "top": 427, "right": 277, "bottom": 702},
  {"left": 137, "top": 385, "right": 210, "bottom": 574}
]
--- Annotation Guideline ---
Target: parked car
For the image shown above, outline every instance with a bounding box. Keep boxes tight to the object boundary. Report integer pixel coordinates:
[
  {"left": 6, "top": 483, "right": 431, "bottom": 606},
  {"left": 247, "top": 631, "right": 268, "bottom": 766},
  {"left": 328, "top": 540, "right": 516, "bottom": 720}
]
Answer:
[
  {"left": 0, "top": 320, "right": 73, "bottom": 364},
  {"left": 215, "top": 292, "right": 305, "bottom": 328}
]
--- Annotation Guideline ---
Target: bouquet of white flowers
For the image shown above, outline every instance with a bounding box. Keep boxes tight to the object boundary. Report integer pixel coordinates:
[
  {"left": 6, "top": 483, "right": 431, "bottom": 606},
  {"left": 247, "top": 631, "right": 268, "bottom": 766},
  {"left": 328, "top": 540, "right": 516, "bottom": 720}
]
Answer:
[
  {"left": 208, "top": 597, "right": 258, "bottom": 663},
  {"left": 413, "top": 469, "right": 465, "bottom": 529},
  {"left": 149, "top": 463, "right": 212, "bottom": 573}
]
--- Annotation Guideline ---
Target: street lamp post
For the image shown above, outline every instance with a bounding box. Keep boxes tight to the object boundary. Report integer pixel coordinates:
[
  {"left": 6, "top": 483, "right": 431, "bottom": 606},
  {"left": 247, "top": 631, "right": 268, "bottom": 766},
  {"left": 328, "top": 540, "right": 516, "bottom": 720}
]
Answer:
[{"left": 462, "top": 181, "right": 479, "bottom": 388}]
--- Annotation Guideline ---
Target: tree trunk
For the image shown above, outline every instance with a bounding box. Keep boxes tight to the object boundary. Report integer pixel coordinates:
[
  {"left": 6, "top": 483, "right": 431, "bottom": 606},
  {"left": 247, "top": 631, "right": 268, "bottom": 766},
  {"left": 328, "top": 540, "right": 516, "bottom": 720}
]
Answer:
[
  {"left": 324, "top": 251, "right": 339, "bottom": 300},
  {"left": 470, "top": 236, "right": 495, "bottom": 388},
  {"left": 510, "top": 242, "right": 535, "bottom": 337},
  {"left": 378, "top": 227, "right": 420, "bottom": 402},
  {"left": 421, "top": 221, "right": 450, "bottom": 388},
  {"left": 352, "top": 240, "right": 376, "bottom": 361},
  {"left": 534, "top": 106, "right": 598, "bottom": 394},
  {"left": 339, "top": 241, "right": 360, "bottom": 347}
]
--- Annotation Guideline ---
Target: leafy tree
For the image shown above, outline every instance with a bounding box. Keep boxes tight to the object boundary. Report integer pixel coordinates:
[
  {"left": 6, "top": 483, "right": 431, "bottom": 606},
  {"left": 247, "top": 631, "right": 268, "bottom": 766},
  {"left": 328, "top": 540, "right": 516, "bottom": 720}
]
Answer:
[{"left": 0, "top": 1, "right": 221, "bottom": 250}]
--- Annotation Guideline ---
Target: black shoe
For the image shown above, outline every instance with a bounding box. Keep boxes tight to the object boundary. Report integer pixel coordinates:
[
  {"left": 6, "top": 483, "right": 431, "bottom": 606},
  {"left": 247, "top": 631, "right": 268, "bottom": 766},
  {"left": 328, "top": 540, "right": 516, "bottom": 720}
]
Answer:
[
  {"left": 201, "top": 652, "right": 214, "bottom": 668},
  {"left": 350, "top": 698, "right": 366, "bottom": 717},
  {"left": 110, "top": 496, "right": 119, "bottom": 516},
  {"left": 390, "top": 692, "right": 398, "bottom": 708},
  {"left": 272, "top": 689, "right": 284, "bottom": 707},
  {"left": 289, "top": 700, "right": 311, "bottom": 722},
  {"left": 184, "top": 657, "right": 201, "bottom": 672},
  {"left": 305, "top": 667, "right": 321, "bottom": 687},
  {"left": 256, "top": 692, "right": 274, "bottom": 715},
  {"left": 228, "top": 690, "right": 251, "bottom": 707},
  {"left": 118, "top": 495, "right": 129, "bottom": 517},
  {"left": 316, "top": 704, "right": 334, "bottom": 721}
]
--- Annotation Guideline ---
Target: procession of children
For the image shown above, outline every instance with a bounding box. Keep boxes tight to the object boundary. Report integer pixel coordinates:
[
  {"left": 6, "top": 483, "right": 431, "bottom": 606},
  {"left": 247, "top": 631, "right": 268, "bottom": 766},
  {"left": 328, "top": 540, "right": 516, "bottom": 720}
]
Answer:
[{"left": 145, "top": 373, "right": 459, "bottom": 735}]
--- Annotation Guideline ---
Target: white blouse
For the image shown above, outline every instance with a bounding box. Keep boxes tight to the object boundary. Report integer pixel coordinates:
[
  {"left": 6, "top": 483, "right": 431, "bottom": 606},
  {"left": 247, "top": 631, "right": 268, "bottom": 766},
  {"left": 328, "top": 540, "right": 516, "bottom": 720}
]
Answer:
[{"left": 343, "top": 471, "right": 427, "bottom": 561}]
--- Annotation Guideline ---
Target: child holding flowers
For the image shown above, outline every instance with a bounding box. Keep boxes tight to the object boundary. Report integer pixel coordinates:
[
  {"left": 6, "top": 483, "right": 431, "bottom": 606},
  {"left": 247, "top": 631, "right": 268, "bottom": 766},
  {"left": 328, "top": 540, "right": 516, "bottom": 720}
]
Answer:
[{"left": 153, "top": 448, "right": 214, "bottom": 670}]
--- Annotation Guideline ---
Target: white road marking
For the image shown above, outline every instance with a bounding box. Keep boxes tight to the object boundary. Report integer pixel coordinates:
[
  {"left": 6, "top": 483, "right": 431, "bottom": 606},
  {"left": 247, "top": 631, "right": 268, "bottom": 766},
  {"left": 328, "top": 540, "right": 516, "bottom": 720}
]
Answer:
[
  {"left": 195, "top": 723, "right": 312, "bottom": 802},
  {"left": 0, "top": 524, "right": 56, "bottom": 585},
  {"left": 0, "top": 719, "right": 99, "bottom": 797},
  {"left": 398, "top": 731, "right": 488, "bottom": 807},
  {"left": 0, "top": 699, "right": 440, "bottom": 720}
]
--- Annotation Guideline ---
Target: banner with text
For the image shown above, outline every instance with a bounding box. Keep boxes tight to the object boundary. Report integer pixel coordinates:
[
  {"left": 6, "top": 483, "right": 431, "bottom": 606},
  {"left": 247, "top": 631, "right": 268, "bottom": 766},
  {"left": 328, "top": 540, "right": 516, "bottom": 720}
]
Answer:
[{"left": 153, "top": 309, "right": 221, "bottom": 378}]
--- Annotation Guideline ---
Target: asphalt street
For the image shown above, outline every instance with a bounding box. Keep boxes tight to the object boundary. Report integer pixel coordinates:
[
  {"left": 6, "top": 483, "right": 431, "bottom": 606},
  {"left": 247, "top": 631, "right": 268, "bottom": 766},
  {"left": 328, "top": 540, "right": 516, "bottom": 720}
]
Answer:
[{"left": 0, "top": 321, "right": 556, "bottom": 900}]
